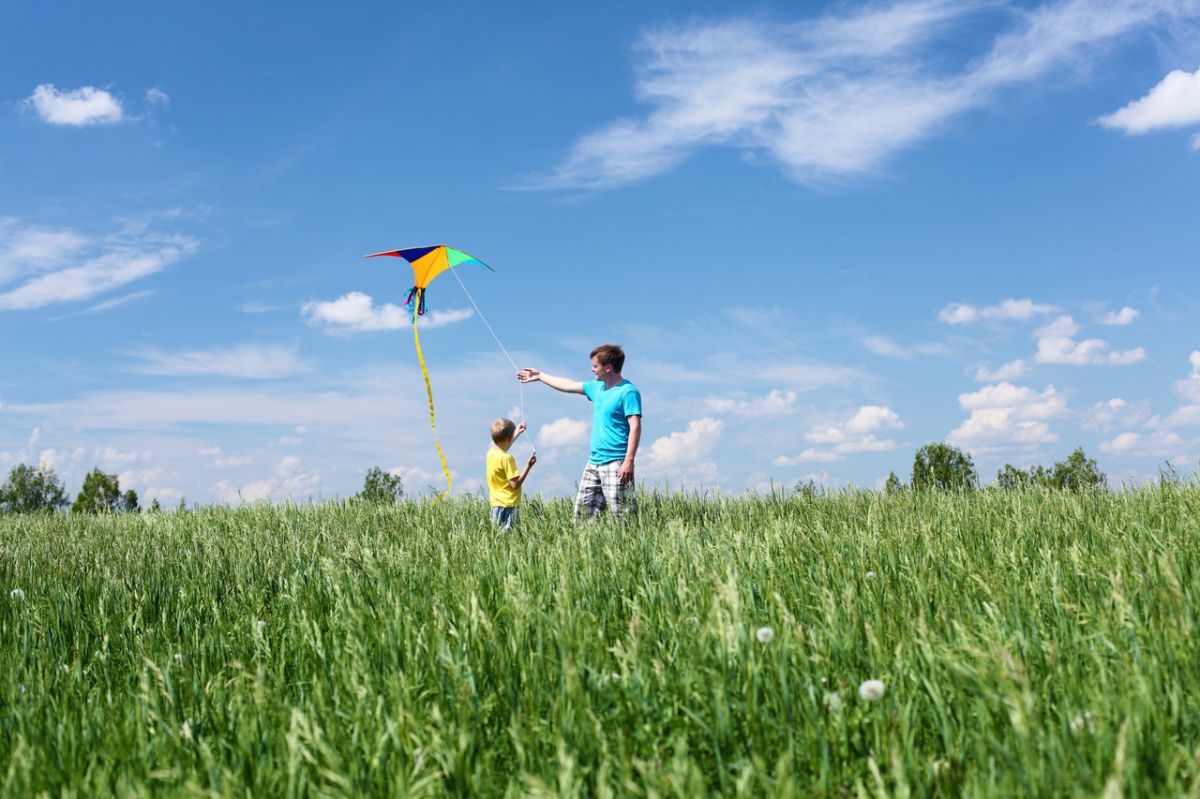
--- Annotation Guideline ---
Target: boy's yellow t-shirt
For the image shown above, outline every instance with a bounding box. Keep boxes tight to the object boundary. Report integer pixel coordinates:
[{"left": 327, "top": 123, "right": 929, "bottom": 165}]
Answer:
[{"left": 486, "top": 446, "right": 521, "bottom": 507}]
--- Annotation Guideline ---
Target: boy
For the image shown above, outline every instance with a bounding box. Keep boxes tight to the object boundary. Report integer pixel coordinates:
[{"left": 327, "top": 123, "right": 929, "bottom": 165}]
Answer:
[{"left": 487, "top": 418, "right": 537, "bottom": 531}]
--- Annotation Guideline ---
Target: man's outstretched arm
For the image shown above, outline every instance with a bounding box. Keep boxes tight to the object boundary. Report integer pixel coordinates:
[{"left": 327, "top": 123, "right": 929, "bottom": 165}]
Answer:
[{"left": 517, "top": 368, "right": 585, "bottom": 395}]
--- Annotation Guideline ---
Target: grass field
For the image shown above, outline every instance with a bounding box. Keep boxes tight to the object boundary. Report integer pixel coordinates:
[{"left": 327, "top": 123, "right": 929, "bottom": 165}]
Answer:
[{"left": 1, "top": 487, "right": 1199, "bottom": 797}]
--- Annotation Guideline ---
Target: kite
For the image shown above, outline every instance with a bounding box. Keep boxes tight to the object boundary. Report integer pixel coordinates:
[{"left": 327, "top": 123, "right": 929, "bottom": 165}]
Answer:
[{"left": 365, "top": 245, "right": 495, "bottom": 503}]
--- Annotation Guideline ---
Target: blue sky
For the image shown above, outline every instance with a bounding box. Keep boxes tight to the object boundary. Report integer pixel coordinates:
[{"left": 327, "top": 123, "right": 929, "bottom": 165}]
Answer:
[{"left": 2, "top": 0, "right": 1200, "bottom": 505}]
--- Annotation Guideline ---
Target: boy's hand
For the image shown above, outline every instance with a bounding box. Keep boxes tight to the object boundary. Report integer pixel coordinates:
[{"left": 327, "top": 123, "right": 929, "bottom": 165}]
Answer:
[
  {"left": 527, "top": 453, "right": 537, "bottom": 467},
  {"left": 516, "top": 421, "right": 527, "bottom": 435}
]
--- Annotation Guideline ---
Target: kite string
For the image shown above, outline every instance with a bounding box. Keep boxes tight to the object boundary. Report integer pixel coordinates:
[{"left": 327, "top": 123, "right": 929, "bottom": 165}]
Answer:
[{"left": 448, "top": 266, "right": 534, "bottom": 451}]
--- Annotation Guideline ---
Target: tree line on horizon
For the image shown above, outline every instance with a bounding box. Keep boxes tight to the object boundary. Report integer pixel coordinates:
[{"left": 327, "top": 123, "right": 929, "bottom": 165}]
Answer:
[{"left": 0, "top": 445, "right": 1118, "bottom": 515}]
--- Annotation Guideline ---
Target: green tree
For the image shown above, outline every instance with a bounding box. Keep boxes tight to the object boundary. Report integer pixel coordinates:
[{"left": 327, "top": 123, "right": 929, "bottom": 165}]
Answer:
[
  {"left": 0, "top": 464, "right": 69, "bottom": 513},
  {"left": 71, "top": 468, "right": 128, "bottom": 514},
  {"left": 994, "top": 463, "right": 1049, "bottom": 491},
  {"left": 911, "top": 443, "right": 978, "bottom": 491},
  {"left": 355, "top": 467, "right": 404, "bottom": 505},
  {"left": 1047, "top": 447, "right": 1106, "bottom": 491},
  {"left": 883, "top": 471, "right": 904, "bottom": 494}
]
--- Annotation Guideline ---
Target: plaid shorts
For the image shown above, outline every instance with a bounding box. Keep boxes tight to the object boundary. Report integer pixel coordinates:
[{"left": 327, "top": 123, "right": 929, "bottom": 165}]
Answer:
[
  {"left": 490, "top": 506, "right": 520, "bottom": 531},
  {"left": 573, "top": 461, "right": 635, "bottom": 521}
]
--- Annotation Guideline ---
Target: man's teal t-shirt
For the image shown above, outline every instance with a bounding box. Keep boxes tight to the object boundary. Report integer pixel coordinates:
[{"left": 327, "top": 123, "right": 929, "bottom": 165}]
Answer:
[{"left": 582, "top": 379, "right": 642, "bottom": 465}]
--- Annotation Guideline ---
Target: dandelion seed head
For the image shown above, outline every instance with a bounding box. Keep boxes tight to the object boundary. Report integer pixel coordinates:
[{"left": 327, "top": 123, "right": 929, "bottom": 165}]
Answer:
[
  {"left": 9, "top": 588, "right": 24, "bottom": 601},
  {"left": 823, "top": 692, "right": 843, "bottom": 711},
  {"left": 865, "top": 571, "right": 876, "bottom": 579},
  {"left": 255, "top": 619, "right": 266, "bottom": 634},
  {"left": 858, "top": 679, "right": 886, "bottom": 701},
  {"left": 932, "top": 760, "right": 950, "bottom": 777},
  {"left": 755, "top": 626, "right": 774, "bottom": 644},
  {"left": 1071, "top": 712, "right": 1095, "bottom": 734}
]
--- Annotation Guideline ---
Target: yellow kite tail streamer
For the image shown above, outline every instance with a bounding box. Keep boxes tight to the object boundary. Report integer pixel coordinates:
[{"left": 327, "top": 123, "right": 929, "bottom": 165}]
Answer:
[{"left": 413, "top": 310, "right": 452, "bottom": 504}]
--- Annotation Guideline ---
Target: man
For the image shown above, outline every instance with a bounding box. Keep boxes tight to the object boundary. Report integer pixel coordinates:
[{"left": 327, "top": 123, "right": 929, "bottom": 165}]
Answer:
[{"left": 517, "top": 344, "right": 642, "bottom": 521}]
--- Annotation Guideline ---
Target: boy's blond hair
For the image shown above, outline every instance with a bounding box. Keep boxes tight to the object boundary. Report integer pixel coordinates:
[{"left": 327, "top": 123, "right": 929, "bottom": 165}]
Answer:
[{"left": 490, "top": 418, "right": 517, "bottom": 444}]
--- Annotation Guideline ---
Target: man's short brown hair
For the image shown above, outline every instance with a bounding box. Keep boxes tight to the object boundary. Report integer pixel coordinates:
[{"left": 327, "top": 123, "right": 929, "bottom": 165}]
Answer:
[
  {"left": 590, "top": 344, "right": 625, "bottom": 372},
  {"left": 490, "top": 418, "right": 516, "bottom": 444}
]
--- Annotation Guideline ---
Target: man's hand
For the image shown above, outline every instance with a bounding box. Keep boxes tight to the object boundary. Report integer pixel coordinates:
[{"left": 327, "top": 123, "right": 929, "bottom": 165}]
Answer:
[
  {"left": 618, "top": 459, "right": 635, "bottom": 485},
  {"left": 516, "top": 368, "right": 541, "bottom": 383}
]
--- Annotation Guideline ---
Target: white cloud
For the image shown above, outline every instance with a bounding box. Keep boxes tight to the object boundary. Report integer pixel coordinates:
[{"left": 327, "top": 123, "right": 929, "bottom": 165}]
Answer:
[
  {"left": 302, "top": 291, "right": 472, "bottom": 333},
  {"left": 1101, "top": 306, "right": 1139, "bottom": 325},
  {"left": 521, "top": 0, "right": 1194, "bottom": 190},
  {"left": 1162, "top": 351, "right": 1200, "bottom": 427},
  {"left": 1175, "top": 351, "right": 1200, "bottom": 402},
  {"left": 214, "top": 456, "right": 320, "bottom": 504},
  {"left": 975, "top": 359, "right": 1031, "bottom": 382},
  {"left": 704, "top": 389, "right": 797, "bottom": 416},
  {"left": 648, "top": 417, "right": 723, "bottom": 468},
  {"left": 775, "top": 405, "right": 903, "bottom": 464},
  {"left": 947, "top": 382, "right": 1066, "bottom": 448},
  {"left": 938, "top": 298, "right": 1057, "bottom": 325},
  {"left": 1097, "top": 67, "right": 1200, "bottom": 133},
  {"left": 145, "top": 87, "right": 171, "bottom": 108},
  {"left": 1081, "top": 397, "right": 1149, "bottom": 432},
  {"left": 93, "top": 446, "right": 152, "bottom": 464},
  {"left": 1033, "top": 315, "right": 1146, "bottom": 365},
  {"left": 1098, "top": 430, "right": 1184, "bottom": 456},
  {"left": 25, "top": 84, "right": 123, "bottom": 126},
  {"left": 537, "top": 417, "right": 590, "bottom": 447},
  {"left": 129, "top": 344, "right": 312, "bottom": 379}
]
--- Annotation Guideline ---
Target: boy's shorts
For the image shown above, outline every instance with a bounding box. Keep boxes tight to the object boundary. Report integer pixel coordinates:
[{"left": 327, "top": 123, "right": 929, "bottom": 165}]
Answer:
[
  {"left": 573, "top": 461, "right": 635, "bottom": 521},
  {"left": 490, "top": 506, "right": 520, "bottom": 531}
]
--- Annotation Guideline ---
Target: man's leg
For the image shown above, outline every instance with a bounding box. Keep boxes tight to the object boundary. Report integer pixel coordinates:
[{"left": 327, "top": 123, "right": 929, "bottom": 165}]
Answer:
[
  {"left": 573, "top": 463, "right": 607, "bottom": 521},
  {"left": 598, "top": 461, "right": 635, "bottom": 521}
]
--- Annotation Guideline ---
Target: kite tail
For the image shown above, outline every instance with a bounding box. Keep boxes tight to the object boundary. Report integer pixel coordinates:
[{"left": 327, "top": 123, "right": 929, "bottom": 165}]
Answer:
[
  {"left": 413, "top": 310, "right": 452, "bottom": 503},
  {"left": 405, "top": 287, "right": 428, "bottom": 316}
]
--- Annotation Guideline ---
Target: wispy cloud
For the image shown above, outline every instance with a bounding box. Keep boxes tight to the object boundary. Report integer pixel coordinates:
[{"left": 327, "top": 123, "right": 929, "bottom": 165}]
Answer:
[
  {"left": 939, "top": 298, "right": 1057, "bottom": 324},
  {"left": 520, "top": 0, "right": 1195, "bottom": 190},
  {"left": 302, "top": 291, "right": 473, "bottom": 333},
  {"left": 24, "top": 84, "right": 124, "bottom": 126},
  {"left": 145, "top": 87, "right": 171, "bottom": 108},
  {"left": 861, "top": 333, "right": 948, "bottom": 359},
  {"left": 0, "top": 217, "right": 197, "bottom": 311},
  {"left": 128, "top": 344, "right": 312, "bottom": 379}
]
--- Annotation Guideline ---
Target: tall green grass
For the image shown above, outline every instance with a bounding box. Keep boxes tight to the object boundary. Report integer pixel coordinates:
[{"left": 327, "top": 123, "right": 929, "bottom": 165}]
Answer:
[{"left": 1, "top": 487, "right": 1198, "bottom": 797}]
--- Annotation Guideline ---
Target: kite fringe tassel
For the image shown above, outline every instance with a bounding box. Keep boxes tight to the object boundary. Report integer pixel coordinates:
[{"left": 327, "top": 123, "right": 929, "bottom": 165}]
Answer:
[
  {"left": 412, "top": 309, "right": 452, "bottom": 503},
  {"left": 405, "top": 286, "right": 427, "bottom": 316}
]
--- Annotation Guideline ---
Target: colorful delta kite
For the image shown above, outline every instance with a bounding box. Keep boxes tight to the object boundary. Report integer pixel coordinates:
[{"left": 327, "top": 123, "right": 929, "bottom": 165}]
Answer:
[
  {"left": 366, "top": 245, "right": 494, "bottom": 316},
  {"left": 365, "top": 244, "right": 495, "bottom": 502}
]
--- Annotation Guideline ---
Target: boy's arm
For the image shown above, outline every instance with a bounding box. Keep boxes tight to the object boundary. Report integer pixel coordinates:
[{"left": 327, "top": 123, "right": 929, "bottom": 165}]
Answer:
[
  {"left": 517, "top": 368, "right": 585, "bottom": 395},
  {"left": 508, "top": 452, "right": 538, "bottom": 488}
]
